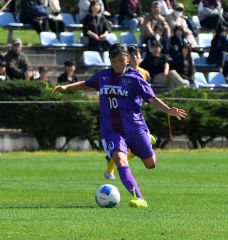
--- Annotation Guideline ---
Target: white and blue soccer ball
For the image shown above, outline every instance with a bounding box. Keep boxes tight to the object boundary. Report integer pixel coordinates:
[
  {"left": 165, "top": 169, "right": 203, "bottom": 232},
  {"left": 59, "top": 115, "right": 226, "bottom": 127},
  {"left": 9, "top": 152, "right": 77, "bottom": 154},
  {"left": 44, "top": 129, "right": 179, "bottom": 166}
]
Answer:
[{"left": 95, "top": 184, "right": 120, "bottom": 208}]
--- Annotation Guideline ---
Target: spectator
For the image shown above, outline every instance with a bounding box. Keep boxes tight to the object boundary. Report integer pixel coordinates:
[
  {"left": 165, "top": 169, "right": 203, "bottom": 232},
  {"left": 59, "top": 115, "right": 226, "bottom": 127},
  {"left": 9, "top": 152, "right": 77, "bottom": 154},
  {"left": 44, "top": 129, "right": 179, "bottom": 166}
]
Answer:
[
  {"left": 118, "top": 0, "right": 144, "bottom": 34},
  {"left": 141, "top": 1, "right": 170, "bottom": 45},
  {"left": 83, "top": 0, "right": 111, "bottom": 51},
  {"left": 57, "top": 60, "right": 78, "bottom": 84},
  {"left": 140, "top": 40, "right": 190, "bottom": 88},
  {"left": 41, "top": 0, "right": 65, "bottom": 36},
  {"left": 128, "top": 45, "right": 150, "bottom": 82},
  {"left": 198, "top": 0, "right": 227, "bottom": 30},
  {"left": 0, "top": 61, "right": 10, "bottom": 81},
  {"left": 36, "top": 66, "right": 50, "bottom": 82},
  {"left": 24, "top": 67, "right": 36, "bottom": 81},
  {"left": 20, "top": 0, "right": 49, "bottom": 34},
  {"left": 4, "top": 39, "right": 30, "bottom": 80},
  {"left": 166, "top": 3, "right": 197, "bottom": 45},
  {"left": 158, "top": 0, "right": 176, "bottom": 16},
  {"left": 207, "top": 26, "right": 228, "bottom": 67},
  {"left": 146, "top": 25, "right": 170, "bottom": 55},
  {"left": 172, "top": 43, "right": 195, "bottom": 85},
  {"left": 169, "top": 25, "right": 188, "bottom": 57},
  {"left": 78, "top": 0, "right": 105, "bottom": 23}
]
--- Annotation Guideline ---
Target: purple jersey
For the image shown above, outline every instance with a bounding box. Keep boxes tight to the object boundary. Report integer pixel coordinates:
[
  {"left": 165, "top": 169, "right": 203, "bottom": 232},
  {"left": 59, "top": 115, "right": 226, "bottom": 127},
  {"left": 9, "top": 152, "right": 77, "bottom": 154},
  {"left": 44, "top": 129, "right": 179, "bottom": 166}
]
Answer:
[{"left": 85, "top": 67, "right": 156, "bottom": 137}]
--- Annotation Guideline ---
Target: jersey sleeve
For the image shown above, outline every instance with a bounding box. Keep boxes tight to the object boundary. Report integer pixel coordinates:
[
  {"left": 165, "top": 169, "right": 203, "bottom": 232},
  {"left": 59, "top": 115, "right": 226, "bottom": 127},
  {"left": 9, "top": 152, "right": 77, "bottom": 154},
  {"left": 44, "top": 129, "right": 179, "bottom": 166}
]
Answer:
[
  {"left": 85, "top": 73, "right": 99, "bottom": 91},
  {"left": 135, "top": 75, "right": 156, "bottom": 101}
]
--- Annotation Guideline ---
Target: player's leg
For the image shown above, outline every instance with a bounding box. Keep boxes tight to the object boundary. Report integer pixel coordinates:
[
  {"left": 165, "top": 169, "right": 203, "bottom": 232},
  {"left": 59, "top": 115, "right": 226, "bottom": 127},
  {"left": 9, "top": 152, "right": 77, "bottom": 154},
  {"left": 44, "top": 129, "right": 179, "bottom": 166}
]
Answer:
[
  {"left": 104, "top": 133, "right": 156, "bottom": 179},
  {"left": 112, "top": 151, "right": 145, "bottom": 201}
]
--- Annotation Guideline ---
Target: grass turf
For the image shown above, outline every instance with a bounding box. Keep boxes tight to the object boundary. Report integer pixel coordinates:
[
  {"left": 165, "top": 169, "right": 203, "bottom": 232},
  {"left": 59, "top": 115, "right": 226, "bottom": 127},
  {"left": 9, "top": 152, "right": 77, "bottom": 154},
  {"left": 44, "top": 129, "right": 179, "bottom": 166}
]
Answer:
[{"left": 0, "top": 149, "right": 227, "bottom": 240}]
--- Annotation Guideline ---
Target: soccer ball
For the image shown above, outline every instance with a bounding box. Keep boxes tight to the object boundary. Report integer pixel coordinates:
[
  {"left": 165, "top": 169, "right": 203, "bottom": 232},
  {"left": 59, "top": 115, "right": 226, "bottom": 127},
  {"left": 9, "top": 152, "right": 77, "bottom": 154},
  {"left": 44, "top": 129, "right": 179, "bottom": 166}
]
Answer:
[{"left": 95, "top": 184, "right": 120, "bottom": 208}]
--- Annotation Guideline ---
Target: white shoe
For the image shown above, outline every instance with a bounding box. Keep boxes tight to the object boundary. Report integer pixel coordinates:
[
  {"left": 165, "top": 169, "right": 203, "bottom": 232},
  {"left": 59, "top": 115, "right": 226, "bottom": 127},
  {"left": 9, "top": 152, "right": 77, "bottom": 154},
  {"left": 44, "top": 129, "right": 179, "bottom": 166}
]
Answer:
[{"left": 104, "top": 171, "right": 115, "bottom": 180}]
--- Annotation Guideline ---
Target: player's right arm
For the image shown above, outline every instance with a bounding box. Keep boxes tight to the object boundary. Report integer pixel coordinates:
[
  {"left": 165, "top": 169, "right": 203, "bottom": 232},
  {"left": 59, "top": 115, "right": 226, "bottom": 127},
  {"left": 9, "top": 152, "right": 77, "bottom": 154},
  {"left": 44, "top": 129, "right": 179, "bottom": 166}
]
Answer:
[{"left": 53, "top": 81, "right": 87, "bottom": 93}]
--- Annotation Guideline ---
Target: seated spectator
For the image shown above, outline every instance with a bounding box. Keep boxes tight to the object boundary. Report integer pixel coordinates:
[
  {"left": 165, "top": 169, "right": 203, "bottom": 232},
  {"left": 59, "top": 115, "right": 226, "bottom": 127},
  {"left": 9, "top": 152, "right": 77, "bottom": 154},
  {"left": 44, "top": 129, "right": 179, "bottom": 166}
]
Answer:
[
  {"left": 24, "top": 67, "right": 36, "bottom": 81},
  {"left": 118, "top": 0, "right": 144, "bottom": 34},
  {"left": 140, "top": 40, "right": 190, "bottom": 88},
  {"left": 57, "top": 60, "right": 78, "bottom": 84},
  {"left": 169, "top": 25, "right": 188, "bottom": 57},
  {"left": 0, "top": 61, "right": 10, "bottom": 81},
  {"left": 20, "top": 0, "right": 49, "bottom": 34},
  {"left": 198, "top": 0, "right": 227, "bottom": 30},
  {"left": 146, "top": 25, "right": 170, "bottom": 55},
  {"left": 78, "top": 0, "right": 105, "bottom": 23},
  {"left": 128, "top": 45, "right": 150, "bottom": 82},
  {"left": 141, "top": 1, "right": 170, "bottom": 44},
  {"left": 207, "top": 26, "right": 228, "bottom": 67},
  {"left": 4, "top": 39, "right": 30, "bottom": 80},
  {"left": 166, "top": 3, "right": 197, "bottom": 45},
  {"left": 36, "top": 66, "right": 50, "bottom": 82},
  {"left": 158, "top": 0, "right": 176, "bottom": 16},
  {"left": 83, "top": 0, "right": 111, "bottom": 51},
  {"left": 172, "top": 43, "right": 195, "bottom": 85},
  {"left": 41, "top": 0, "right": 65, "bottom": 36}
]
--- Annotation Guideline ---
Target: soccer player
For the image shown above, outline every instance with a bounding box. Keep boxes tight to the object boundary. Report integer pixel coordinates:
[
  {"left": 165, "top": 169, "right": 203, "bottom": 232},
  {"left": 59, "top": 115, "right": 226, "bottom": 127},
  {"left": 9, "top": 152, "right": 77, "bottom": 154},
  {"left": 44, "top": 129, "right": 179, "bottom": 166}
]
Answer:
[
  {"left": 104, "top": 45, "right": 156, "bottom": 180},
  {"left": 53, "top": 43, "right": 187, "bottom": 208}
]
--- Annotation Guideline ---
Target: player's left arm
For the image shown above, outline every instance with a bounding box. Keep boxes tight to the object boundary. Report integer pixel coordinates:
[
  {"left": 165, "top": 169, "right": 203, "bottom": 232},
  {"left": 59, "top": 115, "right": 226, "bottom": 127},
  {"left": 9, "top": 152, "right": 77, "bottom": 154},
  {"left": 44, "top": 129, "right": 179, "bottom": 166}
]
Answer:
[{"left": 148, "top": 97, "right": 187, "bottom": 120}]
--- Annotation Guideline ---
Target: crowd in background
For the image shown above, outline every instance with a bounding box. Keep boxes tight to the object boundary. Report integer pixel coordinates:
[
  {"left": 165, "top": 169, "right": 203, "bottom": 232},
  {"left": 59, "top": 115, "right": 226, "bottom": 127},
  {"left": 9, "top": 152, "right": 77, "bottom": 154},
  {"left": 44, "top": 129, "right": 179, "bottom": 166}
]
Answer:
[{"left": 0, "top": 0, "right": 227, "bottom": 88}]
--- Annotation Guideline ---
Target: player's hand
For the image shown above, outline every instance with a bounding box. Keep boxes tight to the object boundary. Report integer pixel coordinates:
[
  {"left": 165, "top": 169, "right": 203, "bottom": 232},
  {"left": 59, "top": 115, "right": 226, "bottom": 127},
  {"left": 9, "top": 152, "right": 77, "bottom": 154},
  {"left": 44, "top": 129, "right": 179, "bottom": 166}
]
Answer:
[
  {"left": 53, "top": 85, "right": 66, "bottom": 93},
  {"left": 168, "top": 107, "right": 187, "bottom": 120}
]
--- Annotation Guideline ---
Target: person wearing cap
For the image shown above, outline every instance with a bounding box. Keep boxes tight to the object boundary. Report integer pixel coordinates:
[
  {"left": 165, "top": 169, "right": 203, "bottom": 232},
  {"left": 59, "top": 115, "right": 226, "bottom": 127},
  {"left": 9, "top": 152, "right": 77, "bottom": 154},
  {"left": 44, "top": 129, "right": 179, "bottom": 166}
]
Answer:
[
  {"left": 141, "top": 0, "right": 170, "bottom": 44},
  {"left": 57, "top": 60, "right": 78, "bottom": 84},
  {"left": 0, "top": 61, "right": 9, "bottom": 81},
  {"left": 53, "top": 43, "right": 187, "bottom": 208},
  {"left": 166, "top": 3, "right": 197, "bottom": 45},
  {"left": 4, "top": 38, "right": 30, "bottom": 80},
  {"left": 140, "top": 39, "right": 190, "bottom": 88}
]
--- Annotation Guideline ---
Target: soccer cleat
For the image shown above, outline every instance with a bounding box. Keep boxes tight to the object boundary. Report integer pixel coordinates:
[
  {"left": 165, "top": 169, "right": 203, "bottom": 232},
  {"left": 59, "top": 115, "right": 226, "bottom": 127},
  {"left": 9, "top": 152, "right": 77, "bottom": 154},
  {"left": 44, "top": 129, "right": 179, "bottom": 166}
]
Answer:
[
  {"left": 104, "top": 171, "right": 116, "bottom": 180},
  {"left": 129, "top": 198, "right": 148, "bottom": 208}
]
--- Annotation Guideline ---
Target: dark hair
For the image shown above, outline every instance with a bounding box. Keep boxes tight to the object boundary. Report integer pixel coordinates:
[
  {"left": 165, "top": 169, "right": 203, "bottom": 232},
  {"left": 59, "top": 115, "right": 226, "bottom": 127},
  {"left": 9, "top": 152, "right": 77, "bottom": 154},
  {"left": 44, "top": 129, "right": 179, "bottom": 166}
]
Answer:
[
  {"left": 64, "top": 60, "right": 76, "bottom": 67},
  {"left": 109, "top": 43, "right": 128, "bottom": 58},
  {"left": 174, "top": 25, "right": 184, "bottom": 33},
  {"left": 89, "top": 0, "right": 102, "bottom": 14},
  {"left": 128, "top": 45, "right": 140, "bottom": 55},
  {"left": 38, "top": 66, "right": 48, "bottom": 73}
]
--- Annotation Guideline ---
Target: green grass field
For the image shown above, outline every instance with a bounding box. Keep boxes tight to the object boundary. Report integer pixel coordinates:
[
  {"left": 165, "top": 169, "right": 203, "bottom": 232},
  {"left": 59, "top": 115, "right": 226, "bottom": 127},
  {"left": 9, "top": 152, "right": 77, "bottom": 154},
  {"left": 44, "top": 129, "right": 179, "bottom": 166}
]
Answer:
[{"left": 0, "top": 149, "right": 227, "bottom": 240}]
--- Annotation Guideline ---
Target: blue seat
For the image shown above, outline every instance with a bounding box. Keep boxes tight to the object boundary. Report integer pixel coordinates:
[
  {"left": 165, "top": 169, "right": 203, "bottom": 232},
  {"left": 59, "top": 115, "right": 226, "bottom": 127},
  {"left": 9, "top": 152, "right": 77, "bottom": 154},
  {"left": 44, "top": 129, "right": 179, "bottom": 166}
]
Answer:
[
  {"left": 191, "top": 52, "right": 218, "bottom": 69},
  {"left": 59, "top": 32, "right": 84, "bottom": 47},
  {"left": 0, "top": 11, "right": 16, "bottom": 27},
  {"left": 106, "top": 33, "right": 118, "bottom": 45},
  {"left": 40, "top": 32, "right": 66, "bottom": 47},
  {"left": 60, "top": 13, "right": 83, "bottom": 30},
  {"left": 196, "top": 33, "right": 213, "bottom": 49},
  {"left": 102, "top": 51, "right": 111, "bottom": 66},
  {"left": 82, "top": 51, "right": 108, "bottom": 67},
  {"left": 120, "top": 32, "right": 138, "bottom": 45},
  {"left": 208, "top": 72, "right": 228, "bottom": 88},
  {"left": 193, "top": 72, "right": 214, "bottom": 88}
]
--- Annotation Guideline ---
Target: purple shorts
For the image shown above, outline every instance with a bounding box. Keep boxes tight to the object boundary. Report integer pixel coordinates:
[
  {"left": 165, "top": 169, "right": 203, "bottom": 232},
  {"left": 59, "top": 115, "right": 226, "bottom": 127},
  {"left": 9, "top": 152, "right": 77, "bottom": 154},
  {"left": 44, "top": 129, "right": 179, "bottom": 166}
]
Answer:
[{"left": 102, "top": 131, "right": 154, "bottom": 160}]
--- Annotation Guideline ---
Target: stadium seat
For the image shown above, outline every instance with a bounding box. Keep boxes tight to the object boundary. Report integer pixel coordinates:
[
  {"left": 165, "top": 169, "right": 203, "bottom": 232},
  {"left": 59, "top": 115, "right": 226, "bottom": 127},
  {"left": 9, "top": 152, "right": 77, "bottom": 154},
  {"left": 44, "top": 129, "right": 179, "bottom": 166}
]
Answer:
[
  {"left": 40, "top": 32, "right": 66, "bottom": 47},
  {"left": 82, "top": 51, "right": 108, "bottom": 67},
  {"left": 196, "top": 33, "right": 213, "bottom": 49},
  {"left": 102, "top": 51, "right": 111, "bottom": 66},
  {"left": 60, "top": 13, "right": 83, "bottom": 30},
  {"left": 59, "top": 32, "right": 84, "bottom": 47},
  {"left": 106, "top": 33, "right": 118, "bottom": 45},
  {"left": 193, "top": 72, "right": 214, "bottom": 88},
  {"left": 208, "top": 72, "right": 228, "bottom": 88},
  {"left": 0, "top": 11, "right": 16, "bottom": 27},
  {"left": 120, "top": 32, "right": 138, "bottom": 45},
  {"left": 191, "top": 15, "right": 201, "bottom": 30},
  {"left": 191, "top": 52, "right": 218, "bottom": 69}
]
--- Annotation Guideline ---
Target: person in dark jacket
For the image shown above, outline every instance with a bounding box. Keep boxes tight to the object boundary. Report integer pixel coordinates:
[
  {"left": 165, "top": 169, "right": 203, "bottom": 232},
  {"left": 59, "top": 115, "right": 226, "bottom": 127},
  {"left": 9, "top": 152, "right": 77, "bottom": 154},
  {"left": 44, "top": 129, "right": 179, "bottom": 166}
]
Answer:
[
  {"left": 118, "top": 0, "right": 144, "bottom": 33},
  {"left": 207, "top": 26, "right": 228, "bottom": 67},
  {"left": 57, "top": 60, "right": 78, "bottom": 84},
  {"left": 20, "top": 0, "right": 49, "bottom": 34},
  {"left": 172, "top": 43, "right": 195, "bottom": 85},
  {"left": 83, "top": 0, "right": 111, "bottom": 51}
]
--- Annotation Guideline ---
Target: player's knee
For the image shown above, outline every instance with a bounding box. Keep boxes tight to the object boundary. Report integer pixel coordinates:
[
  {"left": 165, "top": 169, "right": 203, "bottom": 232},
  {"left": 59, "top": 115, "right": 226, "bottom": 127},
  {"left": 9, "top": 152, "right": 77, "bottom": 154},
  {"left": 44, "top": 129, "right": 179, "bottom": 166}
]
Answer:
[{"left": 145, "top": 161, "right": 156, "bottom": 169}]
